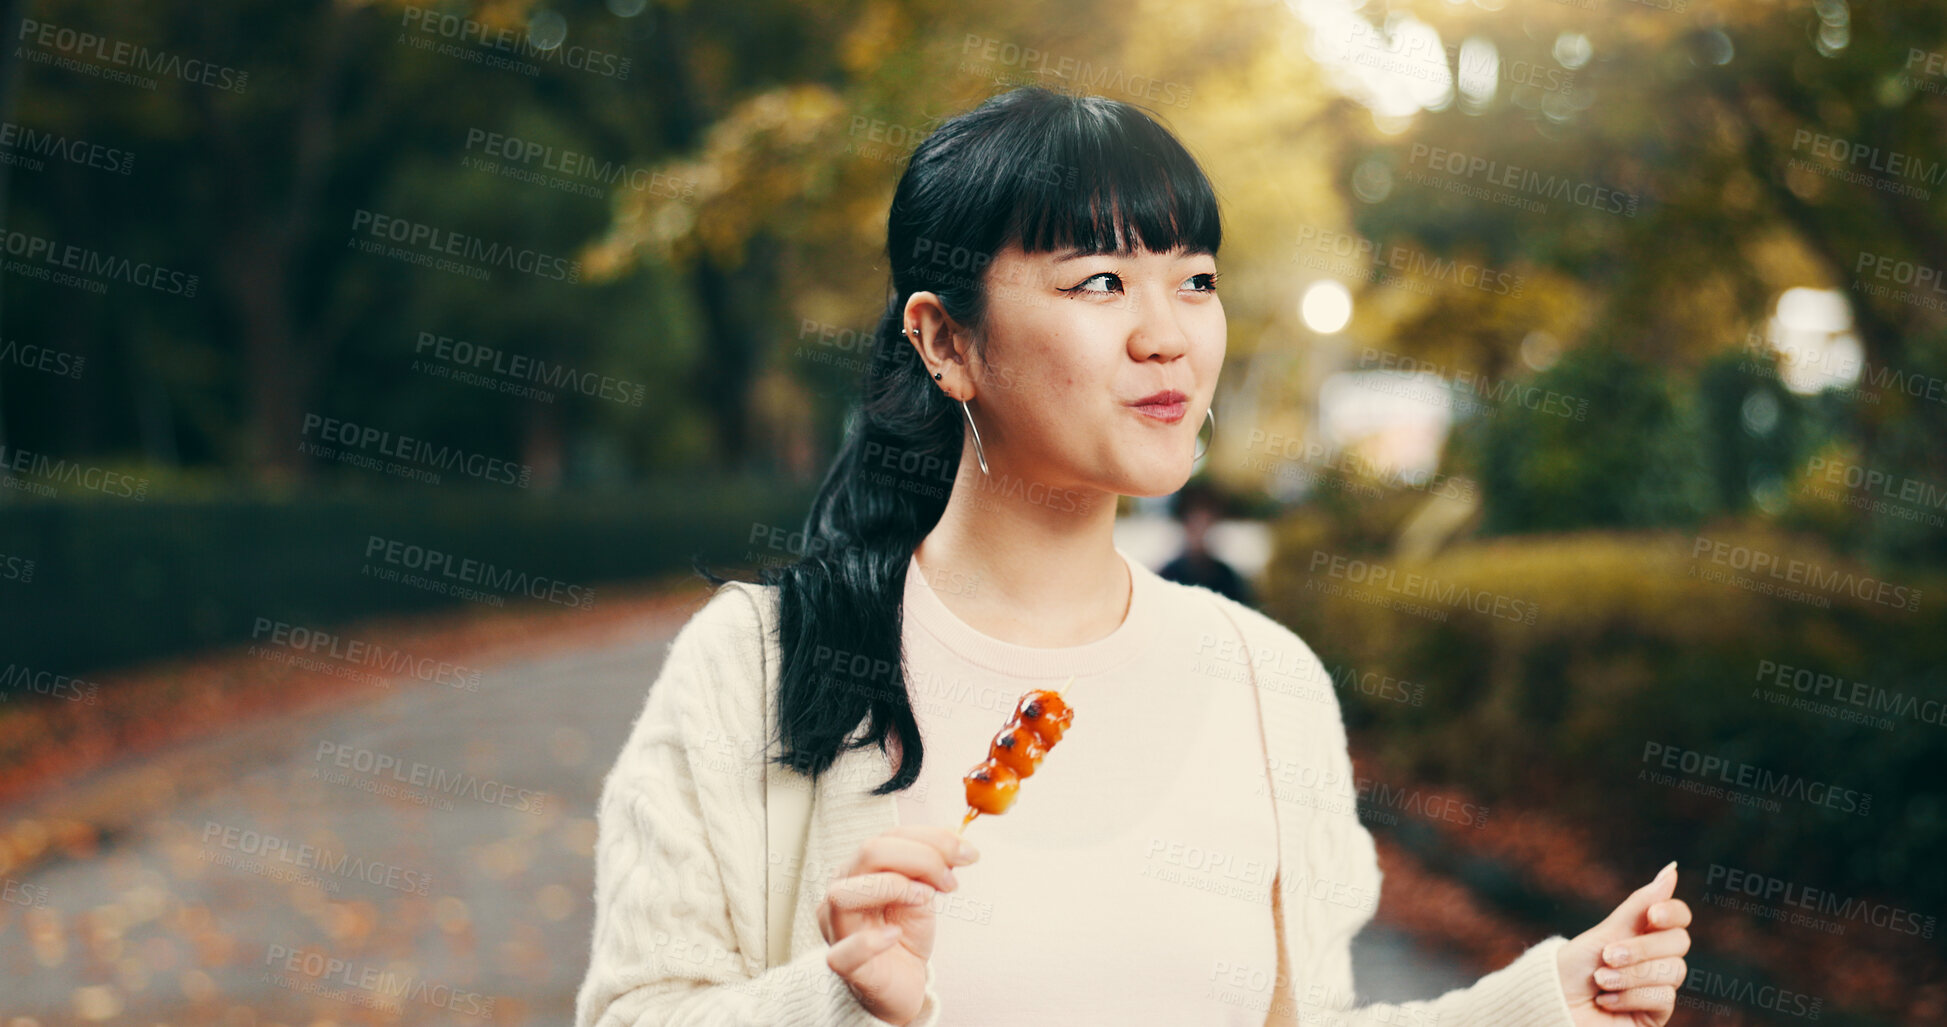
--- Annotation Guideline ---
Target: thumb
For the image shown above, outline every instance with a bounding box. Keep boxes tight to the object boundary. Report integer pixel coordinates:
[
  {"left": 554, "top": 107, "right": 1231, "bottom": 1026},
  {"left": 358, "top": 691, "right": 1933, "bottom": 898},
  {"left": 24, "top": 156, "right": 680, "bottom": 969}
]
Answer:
[{"left": 1600, "top": 861, "right": 1678, "bottom": 934}]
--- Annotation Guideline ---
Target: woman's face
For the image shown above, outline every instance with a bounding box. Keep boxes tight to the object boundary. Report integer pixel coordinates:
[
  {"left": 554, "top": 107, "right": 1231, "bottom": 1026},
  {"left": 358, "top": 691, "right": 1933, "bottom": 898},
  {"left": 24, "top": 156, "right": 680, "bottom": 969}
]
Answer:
[{"left": 950, "top": 239, "right": 1225, "bottom": 499}]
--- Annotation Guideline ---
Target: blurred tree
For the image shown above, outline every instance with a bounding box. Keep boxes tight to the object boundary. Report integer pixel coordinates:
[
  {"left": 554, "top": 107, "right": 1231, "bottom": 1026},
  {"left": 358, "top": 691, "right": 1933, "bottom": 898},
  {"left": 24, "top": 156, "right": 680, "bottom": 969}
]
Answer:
[
  {"left": 1694, "top": 348, "right": 1810, "bottom": 516},
  {"left": 1469, "top": 341, "right": 1711, "bottom": 534},
  {"left": 6, "top": 0, "right": 1944, "bottom": 552},
  {"left": 1330, "top": 0, "right": 1947, "bottom": 559},
  {"left": 1, "top": 0, "right": 759, "bottom": 483},
  {"left": 0, "top": 0, "right": 1368, "bottom": 488}
]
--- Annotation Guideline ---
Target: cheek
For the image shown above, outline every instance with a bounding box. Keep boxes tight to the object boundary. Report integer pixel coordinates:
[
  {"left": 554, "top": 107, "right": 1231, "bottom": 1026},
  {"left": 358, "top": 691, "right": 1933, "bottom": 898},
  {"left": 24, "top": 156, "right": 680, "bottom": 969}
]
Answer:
[
  {"left": 1197, "top": 330, "right": 1226, "bottom": 377},
  {"left": 1200, "top": 307, "right": 1227, "bottom": 355},
  {"left": 1017, "top": 345, "right": 1090, "bottom": 398}
]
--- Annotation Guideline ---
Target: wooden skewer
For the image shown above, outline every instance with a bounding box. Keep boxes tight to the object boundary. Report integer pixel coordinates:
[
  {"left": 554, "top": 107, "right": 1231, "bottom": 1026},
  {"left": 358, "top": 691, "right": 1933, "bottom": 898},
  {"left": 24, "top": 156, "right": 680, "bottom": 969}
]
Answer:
[{"left": 955, "top": 676, "right": 1076, "bottom": 840}]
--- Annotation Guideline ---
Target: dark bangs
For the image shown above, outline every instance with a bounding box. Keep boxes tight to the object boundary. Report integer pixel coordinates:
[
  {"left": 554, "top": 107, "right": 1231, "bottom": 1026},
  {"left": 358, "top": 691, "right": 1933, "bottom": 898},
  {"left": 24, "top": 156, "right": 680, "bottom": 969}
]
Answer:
[{"left": 1006, "top": 94, "right": 1222, "bottom": 259}]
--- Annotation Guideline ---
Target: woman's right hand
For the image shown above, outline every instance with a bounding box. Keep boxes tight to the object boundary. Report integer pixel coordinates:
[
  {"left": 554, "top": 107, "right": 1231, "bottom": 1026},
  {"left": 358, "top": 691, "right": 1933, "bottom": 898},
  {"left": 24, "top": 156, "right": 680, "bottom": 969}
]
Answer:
[{"left": 818, "top": 825, "right": 979, "bottom": 1026}]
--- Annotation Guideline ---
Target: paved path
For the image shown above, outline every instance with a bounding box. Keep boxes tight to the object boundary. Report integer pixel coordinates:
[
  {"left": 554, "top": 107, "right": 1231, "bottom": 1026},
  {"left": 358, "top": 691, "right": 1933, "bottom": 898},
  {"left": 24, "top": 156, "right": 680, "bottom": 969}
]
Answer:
[{"left": 1, "top": 604, "right": 1471, "bottom": 1024}]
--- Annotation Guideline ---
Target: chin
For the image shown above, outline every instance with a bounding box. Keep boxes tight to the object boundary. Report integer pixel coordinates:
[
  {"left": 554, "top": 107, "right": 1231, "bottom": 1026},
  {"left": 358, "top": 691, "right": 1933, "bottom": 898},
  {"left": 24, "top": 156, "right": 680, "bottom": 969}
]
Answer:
[{"left": 1116, "top": 459, "right": 1195, "bottom": 499}]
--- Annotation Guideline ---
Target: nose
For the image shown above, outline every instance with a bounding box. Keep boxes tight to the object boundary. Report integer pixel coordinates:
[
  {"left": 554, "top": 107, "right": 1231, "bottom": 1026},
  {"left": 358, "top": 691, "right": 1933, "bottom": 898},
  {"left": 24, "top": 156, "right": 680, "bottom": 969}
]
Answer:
[{"left": 1126, "top": 284, "right": 1192, "bottom": 364}]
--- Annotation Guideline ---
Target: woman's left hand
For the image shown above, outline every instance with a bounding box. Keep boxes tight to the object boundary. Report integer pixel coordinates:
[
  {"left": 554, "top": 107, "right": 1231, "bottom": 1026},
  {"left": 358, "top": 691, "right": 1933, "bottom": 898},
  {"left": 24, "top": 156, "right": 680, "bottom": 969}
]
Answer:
[{"left": 1556, "top": 861, "right": 1691, "bottom": 1026}]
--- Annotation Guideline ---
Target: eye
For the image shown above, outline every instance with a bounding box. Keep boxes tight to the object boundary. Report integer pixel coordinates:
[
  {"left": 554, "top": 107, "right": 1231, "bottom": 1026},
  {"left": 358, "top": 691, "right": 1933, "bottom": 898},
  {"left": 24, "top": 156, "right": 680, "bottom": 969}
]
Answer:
[
  {"left": 1184, "top": 272, "right": 1220, "bottom": 293},
  {"left": 1062, "top": 271, "right": 1123, "bottom": 295}
]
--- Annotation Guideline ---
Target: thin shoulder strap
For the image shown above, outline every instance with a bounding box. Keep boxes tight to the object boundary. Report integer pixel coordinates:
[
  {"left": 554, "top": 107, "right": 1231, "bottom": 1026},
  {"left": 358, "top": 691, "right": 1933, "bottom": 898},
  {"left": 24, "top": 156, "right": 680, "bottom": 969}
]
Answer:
[
  {"left": 1202, "top": 592, "right": 1300, "bottom": 1027},
  {"left": 1203, "top": 593, "right": 1279, "bottom": 833},
  {"left": 727, "top": 580, "right": 814, "bottom": 970}
]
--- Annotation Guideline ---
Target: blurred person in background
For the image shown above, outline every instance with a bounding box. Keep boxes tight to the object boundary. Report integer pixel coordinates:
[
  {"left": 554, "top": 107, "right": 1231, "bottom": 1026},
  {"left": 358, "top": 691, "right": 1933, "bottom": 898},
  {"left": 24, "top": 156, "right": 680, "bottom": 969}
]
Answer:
[{"left": 1158, "top": 477, "right": 1254, "bottom": 606}]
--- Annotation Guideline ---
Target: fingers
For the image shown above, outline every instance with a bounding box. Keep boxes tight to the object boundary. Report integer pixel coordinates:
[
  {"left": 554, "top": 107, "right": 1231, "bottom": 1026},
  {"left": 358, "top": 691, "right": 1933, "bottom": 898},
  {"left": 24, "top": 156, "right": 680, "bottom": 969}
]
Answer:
[
  {"left": 1601, "top": 927, "right": 1691, "bottom": 968},
  {"left": 826, "top": 923, "right": 903, "bottom": 978},
  {"left": 1580, "top": 861, "right": 1689, "bottom": 1022},
  {"left": 876, "top": 825, "right": 981, "bottom": 869},
  {"left": 822, "top": 825, "right": 978, "bottom": 944},
  {"left": 1601, "top": 861, "right": 1678, "bottom": 932},
  {"left": 1595, "top": 956, "right": 1687, "bottom": 991},
  {"left": 1593, "top": 933, "right": 1688, "bottom": 1018},
  {"left": 846, "top": 829, "right": 974, "bottom": 893},
  {"left": 826, "top": 871, "right": 936, "bottom": 916},
  {"left": 1648, "top": 898, "right": 1691, "bottom": 930},
  {"left": 1595, "top": 984, "right": 1676, "bottom": 1015},
  {"left": 822, "top": 870, "right": 934, "bottom": 943}
]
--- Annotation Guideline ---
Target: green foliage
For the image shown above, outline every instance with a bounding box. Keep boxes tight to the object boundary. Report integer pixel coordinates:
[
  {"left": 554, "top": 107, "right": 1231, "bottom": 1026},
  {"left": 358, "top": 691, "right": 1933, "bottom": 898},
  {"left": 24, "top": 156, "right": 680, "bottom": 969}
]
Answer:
[
  {"left": 1848, "top": 328, "right": 1947, "bottom": 570},
  {"left": 1695, "top": 347, "right": 1814, "bottom": 515},
  {"left": 1469, "top": 343, "right": 1712, "bottom": 534},
  {"left": 1337, "top": 2, "right": 1947, "bottom": 571},
  {"left": 0, "top": 477, "right": 813, "bottom": 680},
  {"left": 1269, "top": 472, "right": 1431, "bottom": 558},
  {"left": 1262, "top": 522, "right": 1947, "bottom": 926}
]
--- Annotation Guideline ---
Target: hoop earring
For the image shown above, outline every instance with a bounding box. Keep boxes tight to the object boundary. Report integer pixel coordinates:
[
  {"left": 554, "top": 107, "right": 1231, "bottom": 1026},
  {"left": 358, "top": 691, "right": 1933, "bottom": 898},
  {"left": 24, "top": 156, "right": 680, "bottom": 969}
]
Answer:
[
  {"left": 960, "top": 399, "right": 990, "bottom": 476},
  {"left": 1194, "top": 406, "right": 1215, "bottom": 462}
]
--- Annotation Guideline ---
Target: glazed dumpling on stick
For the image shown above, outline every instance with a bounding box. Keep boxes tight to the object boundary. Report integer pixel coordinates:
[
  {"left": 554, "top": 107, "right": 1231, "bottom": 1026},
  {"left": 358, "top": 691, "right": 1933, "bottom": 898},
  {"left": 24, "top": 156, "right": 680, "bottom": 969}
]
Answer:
[{"left": 959, "top": 681, "right": 1075, "bottom": 836}]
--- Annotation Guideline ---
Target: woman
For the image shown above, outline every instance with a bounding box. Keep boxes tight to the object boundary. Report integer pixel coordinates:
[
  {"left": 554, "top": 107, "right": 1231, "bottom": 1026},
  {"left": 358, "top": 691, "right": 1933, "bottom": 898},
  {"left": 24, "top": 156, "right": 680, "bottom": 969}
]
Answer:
[{"left": 575, "top": 85, "right": 1691, "bottom": 1027}]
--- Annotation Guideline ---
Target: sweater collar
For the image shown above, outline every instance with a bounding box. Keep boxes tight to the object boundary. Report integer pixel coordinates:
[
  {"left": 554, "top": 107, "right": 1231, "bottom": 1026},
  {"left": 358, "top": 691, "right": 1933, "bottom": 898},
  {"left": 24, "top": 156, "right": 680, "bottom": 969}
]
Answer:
[{"left": 903, "top": 547, "right": 1162, "bottom": 680}]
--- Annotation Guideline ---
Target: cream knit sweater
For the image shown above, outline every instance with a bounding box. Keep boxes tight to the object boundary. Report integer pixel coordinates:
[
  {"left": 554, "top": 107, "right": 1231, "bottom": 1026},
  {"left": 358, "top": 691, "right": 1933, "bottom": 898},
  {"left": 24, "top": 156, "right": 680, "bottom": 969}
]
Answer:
[{"left": 575, "top": 574, "right": 1579, "bottom": 1027}]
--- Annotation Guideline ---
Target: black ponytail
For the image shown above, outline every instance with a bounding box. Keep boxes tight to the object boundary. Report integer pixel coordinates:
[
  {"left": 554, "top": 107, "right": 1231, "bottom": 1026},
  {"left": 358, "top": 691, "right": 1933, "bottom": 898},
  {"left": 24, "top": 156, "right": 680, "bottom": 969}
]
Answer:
[{"left": 701, "top": 84, "right": 1222, "bottom": 794}]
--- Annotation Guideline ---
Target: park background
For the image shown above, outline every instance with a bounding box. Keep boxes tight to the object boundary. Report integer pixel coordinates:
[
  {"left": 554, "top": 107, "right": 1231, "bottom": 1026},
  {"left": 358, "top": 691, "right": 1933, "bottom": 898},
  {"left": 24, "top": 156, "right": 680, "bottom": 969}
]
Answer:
[{"left": 2, "top": 0, "right": 1945, "bottom": 1023}]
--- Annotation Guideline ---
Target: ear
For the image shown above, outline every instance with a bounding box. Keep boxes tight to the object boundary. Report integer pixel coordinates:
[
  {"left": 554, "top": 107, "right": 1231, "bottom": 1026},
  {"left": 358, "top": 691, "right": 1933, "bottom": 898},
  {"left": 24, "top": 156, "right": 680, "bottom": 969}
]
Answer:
[{"left": 901, "top": 291, "right": 974, "bottom": 398}]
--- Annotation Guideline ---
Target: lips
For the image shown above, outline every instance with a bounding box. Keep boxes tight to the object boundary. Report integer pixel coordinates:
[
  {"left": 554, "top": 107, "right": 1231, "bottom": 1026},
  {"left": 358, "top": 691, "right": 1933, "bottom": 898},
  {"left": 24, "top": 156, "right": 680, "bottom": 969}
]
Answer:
[{"left": 1130, "top": 389, "right": 1188, "bottom": 423}]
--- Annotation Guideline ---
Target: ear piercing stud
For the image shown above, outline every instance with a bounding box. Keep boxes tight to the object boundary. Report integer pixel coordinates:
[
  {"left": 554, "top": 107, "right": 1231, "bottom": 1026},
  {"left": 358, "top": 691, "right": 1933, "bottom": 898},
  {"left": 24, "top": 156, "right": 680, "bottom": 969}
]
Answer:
[{"left": 905, "top": 327, "right": 947, "bottom": 385}]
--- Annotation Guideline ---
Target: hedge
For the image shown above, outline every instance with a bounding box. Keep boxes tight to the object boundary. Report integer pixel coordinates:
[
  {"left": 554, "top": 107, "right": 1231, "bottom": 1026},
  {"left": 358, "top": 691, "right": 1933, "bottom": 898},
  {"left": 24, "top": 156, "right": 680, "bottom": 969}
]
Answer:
[
  {"left": 0, "top": 476, "right": 815, "bottom": 680},
  {"left": 1261, "top": 516, "right": 1947, "bottom": 930}
]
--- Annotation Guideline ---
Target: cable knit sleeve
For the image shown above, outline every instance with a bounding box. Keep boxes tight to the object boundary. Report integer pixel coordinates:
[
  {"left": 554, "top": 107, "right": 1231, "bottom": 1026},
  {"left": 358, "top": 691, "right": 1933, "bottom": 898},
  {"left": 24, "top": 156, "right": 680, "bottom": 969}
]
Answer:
[
  {"left": 1293, "top": 803, "right": 1575, "bottom": 1026},
  {"left": 1214, "top": 596, "right": 1578, "bottom": 1027},
  {"left": 1293, "top": 792, "right": 1575, "bottom": 1027},
  {"left": 574, "top": 584, "right": 924, "bottom": 1027}
]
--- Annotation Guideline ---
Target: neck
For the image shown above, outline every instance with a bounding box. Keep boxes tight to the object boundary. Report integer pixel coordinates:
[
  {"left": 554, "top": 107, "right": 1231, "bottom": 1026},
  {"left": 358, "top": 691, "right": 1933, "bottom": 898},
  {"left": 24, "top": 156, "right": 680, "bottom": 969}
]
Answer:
[{"left": 914, "top": 450, "right": 1129, "bottom": 648}]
